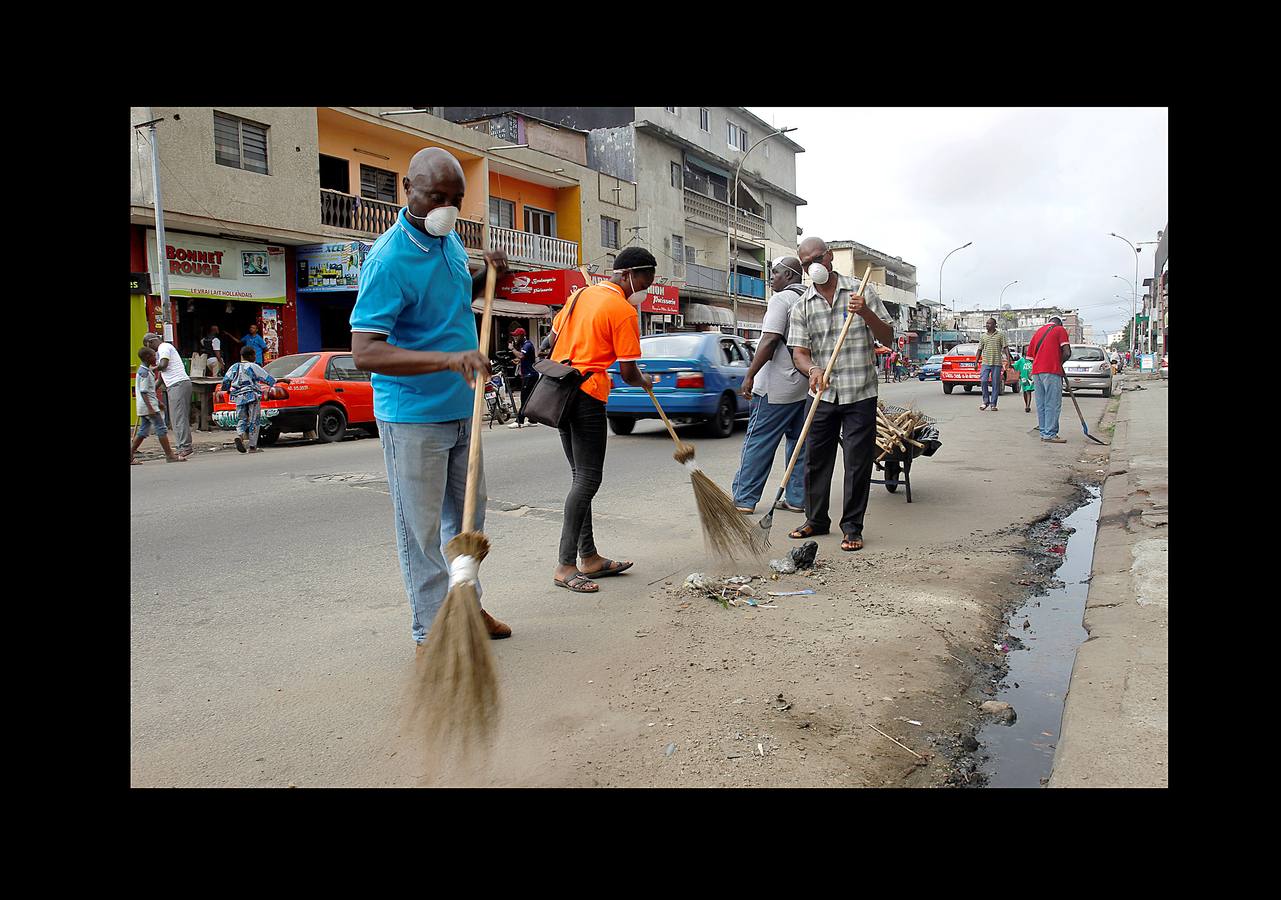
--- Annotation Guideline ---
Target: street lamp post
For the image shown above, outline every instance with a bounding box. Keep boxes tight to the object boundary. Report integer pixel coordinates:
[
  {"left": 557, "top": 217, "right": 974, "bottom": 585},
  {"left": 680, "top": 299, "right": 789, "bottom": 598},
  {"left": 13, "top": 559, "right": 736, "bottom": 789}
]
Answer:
[
  {"left": 936, "top": 241, "right": 973, "bottom": 352},
  {"left": 727, "top": 127, "right": 796, "bottom": 336},
  {"left": 1109, "top": 232, "right": 1142, "bottom": 365},
  {"left": 999, "top": 279, "right": 1019, "bottom": 306}
]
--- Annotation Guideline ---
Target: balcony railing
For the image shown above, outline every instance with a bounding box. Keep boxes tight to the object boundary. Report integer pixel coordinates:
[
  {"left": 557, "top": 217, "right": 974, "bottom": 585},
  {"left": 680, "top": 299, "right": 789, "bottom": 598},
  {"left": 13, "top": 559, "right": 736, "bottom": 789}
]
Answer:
[
  {"left": 455, "top": 217, "right": 484, "bottom": 250},
  {"left": 320, "top": 190, "right": 485, "bottom": 251},
  {"left": 489, "top": 225, "right": 578, "bottom": 269},
  {"left": 684, "top": 262, "right": 765, "bottom": 298},
  {"left": 683, "top": 188, "right": 766, "bottom": 241}
]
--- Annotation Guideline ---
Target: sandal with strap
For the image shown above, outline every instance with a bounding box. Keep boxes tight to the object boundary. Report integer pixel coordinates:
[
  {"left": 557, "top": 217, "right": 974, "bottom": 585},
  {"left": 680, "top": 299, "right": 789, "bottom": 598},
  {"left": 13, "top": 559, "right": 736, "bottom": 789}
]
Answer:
[
  {"left": 581, "top": 558, "right": 632, "bottom": 578},
  {"left": 841, "top": 534, "right": 864, "bottom": 552},
  {"left": 554, "top": 572, "right": 599, "bottom": 593},
  {"left": 788, "top": 523, "right": 830, "bottom": 540}
]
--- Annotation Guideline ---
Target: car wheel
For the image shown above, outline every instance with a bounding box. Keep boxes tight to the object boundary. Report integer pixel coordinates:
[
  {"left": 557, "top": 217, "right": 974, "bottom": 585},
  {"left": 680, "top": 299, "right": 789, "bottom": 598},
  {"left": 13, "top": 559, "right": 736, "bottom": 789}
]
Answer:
[
  {"left": 608, "top": 416, "right": 635, "bottom": 436},
  {"left": 704, "top": 393, "right": 736, "bottom": 438},
  {"left": 1101, "top": 386, "right": 1112, "bottom": 397},
  {"left": 964, "top": 385, "right": 974, "bottom": 393},
  {"left": 257, "top": 424, "right": 279, "bottom": 446},
  {"left": 317, "top": 405, "right": 347, "bottom": 443},
  {"left": 943, "top": 383, "right": 955, "bottom": 394}
]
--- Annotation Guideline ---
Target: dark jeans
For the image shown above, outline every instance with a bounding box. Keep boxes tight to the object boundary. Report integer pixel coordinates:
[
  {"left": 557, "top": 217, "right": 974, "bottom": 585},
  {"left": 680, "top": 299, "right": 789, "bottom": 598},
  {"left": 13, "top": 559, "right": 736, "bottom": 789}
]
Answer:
[
  {"left": 516, "top": 372, "right": 539, "bottom": 425},
  {"left": 558, "top": 390, "right": 608, "bottom": 566},
  {"left": 804, "top": 396, "right": 878, "bottom": 538}
]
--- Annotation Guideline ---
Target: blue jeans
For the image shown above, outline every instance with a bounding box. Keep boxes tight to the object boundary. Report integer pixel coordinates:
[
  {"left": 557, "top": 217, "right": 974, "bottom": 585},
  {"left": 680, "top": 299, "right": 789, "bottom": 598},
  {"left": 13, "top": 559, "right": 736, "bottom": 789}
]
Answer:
[
  {"left": 980, "top": 364, "right": 1003, "bottom": 407},
  {"left": 732, "top": 394, "right": 808, "bottom": 509},
  {"left": 379, "top": 418, "right": 485, "bottom": 644},
  {"left": 1033, "top": 373, "right": 1063, "bottom": 438}
]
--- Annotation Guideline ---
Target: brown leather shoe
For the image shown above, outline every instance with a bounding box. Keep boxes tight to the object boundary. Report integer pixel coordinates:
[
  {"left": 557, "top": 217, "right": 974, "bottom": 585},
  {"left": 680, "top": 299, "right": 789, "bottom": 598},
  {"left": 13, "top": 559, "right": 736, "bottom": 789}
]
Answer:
[{"left": 480, "top": 609, "right": 512, "bottom": 639}]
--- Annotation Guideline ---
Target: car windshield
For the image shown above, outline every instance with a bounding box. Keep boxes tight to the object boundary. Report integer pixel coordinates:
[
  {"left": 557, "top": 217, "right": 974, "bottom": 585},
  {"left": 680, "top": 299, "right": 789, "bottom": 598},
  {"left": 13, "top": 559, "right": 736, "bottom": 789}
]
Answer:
[
  {"left": 1070, "top": 347, "right": 1106, "bottom": 361},
  {"left": 265, "top": 354, "right": 320, "bottom": 378},
  {"left": 947, "top": 344, "right": 979, "bottom": 357},
  {"left": 641, "top": 335, "right": 705, "bottom": 358},
  {"left": 927, "top": 355, "right": 944, "bottom": 365}
]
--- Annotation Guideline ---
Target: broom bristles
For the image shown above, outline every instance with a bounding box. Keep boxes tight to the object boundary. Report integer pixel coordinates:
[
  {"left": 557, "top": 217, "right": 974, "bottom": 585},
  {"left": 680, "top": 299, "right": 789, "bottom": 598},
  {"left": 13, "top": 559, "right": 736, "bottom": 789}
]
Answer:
[
  {"left": 689, "top": 467, "right": 770, "bottom": 559},
  {"left": 411, "top": 531, "right": 499, "bottom": 751}
]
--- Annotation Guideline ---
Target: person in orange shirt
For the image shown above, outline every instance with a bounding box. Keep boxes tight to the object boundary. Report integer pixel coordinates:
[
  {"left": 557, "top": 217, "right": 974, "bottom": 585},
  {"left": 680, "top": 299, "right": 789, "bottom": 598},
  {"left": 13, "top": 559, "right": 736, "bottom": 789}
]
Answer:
[{"left": 551, "top": 246, "right": 656, "bottom": 593}]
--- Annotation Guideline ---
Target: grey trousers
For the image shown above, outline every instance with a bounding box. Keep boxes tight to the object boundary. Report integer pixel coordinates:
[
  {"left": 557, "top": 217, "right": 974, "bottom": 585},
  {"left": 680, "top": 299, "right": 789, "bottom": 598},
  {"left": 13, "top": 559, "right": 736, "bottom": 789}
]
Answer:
[{"left": 165, "top": 379, "right": 193, "bottom": 454}]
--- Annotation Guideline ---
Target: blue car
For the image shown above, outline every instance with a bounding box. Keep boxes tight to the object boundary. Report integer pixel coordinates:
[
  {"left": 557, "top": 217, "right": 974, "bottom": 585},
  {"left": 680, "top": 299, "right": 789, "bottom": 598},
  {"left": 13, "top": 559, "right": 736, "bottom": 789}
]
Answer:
[
  {"left": 606, "top": 332, "right": 753, "bottom": 437},
  {"left": 917, "top": 354, "right": 945, "bottom": 380}
]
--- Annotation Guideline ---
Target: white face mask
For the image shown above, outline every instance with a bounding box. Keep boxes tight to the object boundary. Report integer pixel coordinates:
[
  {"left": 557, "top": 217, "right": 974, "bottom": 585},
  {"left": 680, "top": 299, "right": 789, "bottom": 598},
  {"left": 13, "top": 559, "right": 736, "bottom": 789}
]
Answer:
[
  {"left": 407, "top": 203, "right": 459, "bottom": 237},
  {"left": 806, "top": 258, "right": 830, "bottom": 285},
  {"left": 626, "top": 270, "right": 651, "bottom": 306}
]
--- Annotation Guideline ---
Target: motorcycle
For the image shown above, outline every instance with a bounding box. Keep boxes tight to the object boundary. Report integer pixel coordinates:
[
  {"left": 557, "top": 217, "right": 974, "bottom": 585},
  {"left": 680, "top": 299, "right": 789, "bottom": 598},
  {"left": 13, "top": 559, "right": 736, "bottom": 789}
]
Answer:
[{"left": 485, "top": 362, "right": 516, "bottom": 427}]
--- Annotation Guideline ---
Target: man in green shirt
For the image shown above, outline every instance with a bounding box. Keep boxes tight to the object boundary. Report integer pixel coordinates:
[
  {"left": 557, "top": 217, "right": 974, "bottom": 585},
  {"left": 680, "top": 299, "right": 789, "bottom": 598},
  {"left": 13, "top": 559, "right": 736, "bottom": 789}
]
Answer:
[{"left": 976, "top": 318, "right": 1010, "bottom": 411}]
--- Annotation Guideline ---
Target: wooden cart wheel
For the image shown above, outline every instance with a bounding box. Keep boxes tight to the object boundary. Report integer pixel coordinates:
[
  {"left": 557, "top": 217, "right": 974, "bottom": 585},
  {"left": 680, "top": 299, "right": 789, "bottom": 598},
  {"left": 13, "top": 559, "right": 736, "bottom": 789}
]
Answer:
[{"left": 884, "top": 458, "right": 900, "bottom": 493}]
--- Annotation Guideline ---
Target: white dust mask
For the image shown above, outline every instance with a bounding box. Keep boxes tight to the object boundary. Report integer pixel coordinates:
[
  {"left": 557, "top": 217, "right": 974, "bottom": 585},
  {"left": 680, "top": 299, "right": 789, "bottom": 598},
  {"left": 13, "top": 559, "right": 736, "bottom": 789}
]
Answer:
[
  {"left": 407, "top": 204, "right": 459, "bottom": 237},
  {"left": 807, "top": 260, "right": 830, "bottom": 285}
]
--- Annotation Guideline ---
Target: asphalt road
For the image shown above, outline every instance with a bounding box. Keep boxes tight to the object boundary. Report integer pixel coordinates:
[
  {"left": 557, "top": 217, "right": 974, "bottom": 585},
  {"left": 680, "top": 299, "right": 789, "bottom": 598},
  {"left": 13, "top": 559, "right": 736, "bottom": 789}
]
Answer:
[{"left": 130, "top": 376, "right": 1109, "bottom": 786}]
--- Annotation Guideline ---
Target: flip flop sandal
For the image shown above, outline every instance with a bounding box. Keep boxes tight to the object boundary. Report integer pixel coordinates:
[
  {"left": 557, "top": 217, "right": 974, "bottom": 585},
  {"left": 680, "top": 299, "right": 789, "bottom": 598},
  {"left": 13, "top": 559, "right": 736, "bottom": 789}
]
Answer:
[
  {"left": 235, "top": 436, "right": 246, "bottom": 453},
  {"left": 841, "top": 535, "right": 864, "bottom": 551},
  {"left": 165, "top": 456, "right": 187, "bottom": 463},
  {"left": 582, "top": 559, "right": 632, "bottom": 578},
  {"left": 554, "top": 573, "right": 599, "bottom": 593},
  {"left": 789, "top": 524, "right": 830, "bottom": 540}
]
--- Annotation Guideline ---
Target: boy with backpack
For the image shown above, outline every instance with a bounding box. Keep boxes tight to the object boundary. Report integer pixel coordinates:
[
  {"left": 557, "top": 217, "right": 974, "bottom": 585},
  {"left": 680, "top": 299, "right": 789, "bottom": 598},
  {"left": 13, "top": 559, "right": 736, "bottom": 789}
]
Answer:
[{"left": 220, "top": 346, "right": 277, "bottom": 453}]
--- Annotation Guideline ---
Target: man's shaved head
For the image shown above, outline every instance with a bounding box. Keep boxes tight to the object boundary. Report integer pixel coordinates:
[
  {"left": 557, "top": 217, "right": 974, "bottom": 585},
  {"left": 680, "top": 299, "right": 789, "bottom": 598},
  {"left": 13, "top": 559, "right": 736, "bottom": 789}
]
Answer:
[
  {"left": 403, "top": 148, "right": 466, "bottom": 231},
  {"left": 771, "top": 255, "right": 803, "bottom": 292},
  {"left": 798, "top": 237, "right": 827, "bottom": 262}
]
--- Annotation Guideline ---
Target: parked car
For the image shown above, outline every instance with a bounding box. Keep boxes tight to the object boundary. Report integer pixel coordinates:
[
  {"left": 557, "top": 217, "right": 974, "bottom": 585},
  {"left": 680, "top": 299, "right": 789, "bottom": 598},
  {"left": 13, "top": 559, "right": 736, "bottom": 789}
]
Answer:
[
  {"left": 212, "top": 350, "right": 376, "bottom": 445},
  {"left": 1063, "top": 345, "right": 1114, "bottom": 397},
  {"left": 605, "top": 332, "right": 753, "bottom": 437},
  {"left": 1160, "top": 352, "right": 1168, "bottom": 379},
  {"left": 941, "top": 344, "right": 1018, "bottom": 395},
  {"left": 917, "top": 354, "right": 945, "bottom": 380}
]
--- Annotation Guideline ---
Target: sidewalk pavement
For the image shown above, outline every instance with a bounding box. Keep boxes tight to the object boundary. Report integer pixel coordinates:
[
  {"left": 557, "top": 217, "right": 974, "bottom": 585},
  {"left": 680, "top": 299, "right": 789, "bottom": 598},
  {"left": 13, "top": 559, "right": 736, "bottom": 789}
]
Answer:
[{"left": 1050, "top": 374, "right": 1168, "bottom": 787}]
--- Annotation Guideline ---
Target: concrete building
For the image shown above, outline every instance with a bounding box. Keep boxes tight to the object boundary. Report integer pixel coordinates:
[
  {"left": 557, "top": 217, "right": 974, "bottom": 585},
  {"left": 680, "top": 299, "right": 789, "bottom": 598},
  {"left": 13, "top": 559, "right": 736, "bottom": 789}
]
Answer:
[
  {"left": 130, "top": 106, "right": 628, "bottom": 423},
  {"left": 443, "top": 106, "right": 806, "bottom": 337},
  {"left": 824, "top": 240, "right": 932, "bottom": 360},
  {"left": 956, "top": 305, "right": 1084, "bottom": 348}
]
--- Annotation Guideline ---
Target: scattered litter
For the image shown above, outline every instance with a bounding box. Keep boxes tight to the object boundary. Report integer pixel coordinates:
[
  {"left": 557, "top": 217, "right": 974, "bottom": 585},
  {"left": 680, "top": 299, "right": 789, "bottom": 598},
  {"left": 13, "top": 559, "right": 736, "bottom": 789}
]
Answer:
[
  {"left": 732, "top": 698, "right": 748, "bottom": 704},
  {"left": 664, "top": 742, "right": 677, "bottom": 757},
  {"left": 1048, "top": 545, "right": 1066, "bottom": 555},
  {"left": 789, "top": 540, "right": 819, "bottom": 569},
  {"left": 758, "top": 743, "right": 765, "bottom": 757},
  {"left": 768, "top": 557, "right": 797, "bottom": 574},
  {"left": 727, "top": 754, "right": 744, "bottom": 759},
  {"left": 685, "top": 572, "right": 716, "bottom": 591},
  {"left": 767, "top": 589, "right": 815, "bottom": 597},
  {"left": 1022, "top": 619, "right": 1031, "bottom": 630}
]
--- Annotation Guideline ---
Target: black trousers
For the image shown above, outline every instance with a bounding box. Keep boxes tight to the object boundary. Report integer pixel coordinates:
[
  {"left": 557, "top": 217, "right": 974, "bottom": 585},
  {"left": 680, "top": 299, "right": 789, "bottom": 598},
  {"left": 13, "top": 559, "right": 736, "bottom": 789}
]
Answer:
[
  {"left": 803, "top": 396, "right": 878, "bottom": 537},
  {"left": 557, "top": 390, "right": 608, "bottom": 566},
  {"left": 515, "top": 372, "right": 539, "bottom": 424}
]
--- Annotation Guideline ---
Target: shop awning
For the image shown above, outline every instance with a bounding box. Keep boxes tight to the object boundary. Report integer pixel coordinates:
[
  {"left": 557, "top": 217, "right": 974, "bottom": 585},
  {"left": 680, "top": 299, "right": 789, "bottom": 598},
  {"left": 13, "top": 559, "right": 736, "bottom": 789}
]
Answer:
[
  {"left": 686, "top": 303, "right": 734, "bottom": 326},
  {"left": 475, "top": 298, "right": 553, "bottom": 319}
]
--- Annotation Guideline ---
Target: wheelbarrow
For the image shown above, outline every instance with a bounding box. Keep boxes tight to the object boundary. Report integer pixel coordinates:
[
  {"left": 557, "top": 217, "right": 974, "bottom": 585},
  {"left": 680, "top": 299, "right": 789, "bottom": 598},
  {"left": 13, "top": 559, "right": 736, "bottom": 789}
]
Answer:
[{"left": 870, "top": 405, "right": 942, "bottom": 504}]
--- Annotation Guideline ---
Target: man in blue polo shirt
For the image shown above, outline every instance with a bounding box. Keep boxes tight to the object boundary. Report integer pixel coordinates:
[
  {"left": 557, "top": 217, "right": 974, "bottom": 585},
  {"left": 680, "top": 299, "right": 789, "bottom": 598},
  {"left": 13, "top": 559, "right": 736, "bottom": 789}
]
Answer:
[{"left": 351, "top": 147, "right": 512, "bottom": 645}]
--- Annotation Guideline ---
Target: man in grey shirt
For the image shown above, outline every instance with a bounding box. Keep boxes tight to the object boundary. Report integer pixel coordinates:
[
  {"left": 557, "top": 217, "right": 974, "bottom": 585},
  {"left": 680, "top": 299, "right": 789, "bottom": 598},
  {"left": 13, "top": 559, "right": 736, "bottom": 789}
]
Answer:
[{"left": 731, "top": 256, "right": 810, "bottom": 514}]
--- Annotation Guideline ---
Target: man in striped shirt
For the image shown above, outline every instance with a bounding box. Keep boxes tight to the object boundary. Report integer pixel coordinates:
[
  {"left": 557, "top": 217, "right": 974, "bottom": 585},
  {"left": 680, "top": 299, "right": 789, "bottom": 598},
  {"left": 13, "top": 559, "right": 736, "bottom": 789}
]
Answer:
[{"left": 976, "top": 318, "right": 1010, "bottom": 411}]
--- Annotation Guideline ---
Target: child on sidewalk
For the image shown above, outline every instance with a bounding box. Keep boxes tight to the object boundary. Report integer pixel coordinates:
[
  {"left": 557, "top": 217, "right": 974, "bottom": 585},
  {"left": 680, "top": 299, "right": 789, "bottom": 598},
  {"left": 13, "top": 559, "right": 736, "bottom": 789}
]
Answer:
[
  {"left": 220, "top": 346, "right": 277, "bottom": 453},
  {"left": 131, "top": 347, "right": 185, "bottom": 464},
  {"left": 1013, "top": 347, "right": 1035, "bottom": 413}
]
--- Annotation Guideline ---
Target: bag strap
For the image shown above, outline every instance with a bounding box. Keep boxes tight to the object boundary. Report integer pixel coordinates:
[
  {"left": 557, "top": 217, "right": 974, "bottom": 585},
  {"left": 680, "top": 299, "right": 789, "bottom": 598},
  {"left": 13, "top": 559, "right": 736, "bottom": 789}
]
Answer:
[
  {"left": 548, "top": 286, "right": 588, "bottom": 356},
  {"left": 1031, "top": 326, "right": 1051, "bottom": 358}
]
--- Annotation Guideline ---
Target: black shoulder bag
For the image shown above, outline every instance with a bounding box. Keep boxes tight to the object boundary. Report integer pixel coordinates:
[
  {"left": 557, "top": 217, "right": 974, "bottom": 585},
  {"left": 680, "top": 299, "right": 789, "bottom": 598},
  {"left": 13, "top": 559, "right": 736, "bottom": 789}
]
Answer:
[{"left": 521, "top": 287, "right": 590, "bottom": 428}]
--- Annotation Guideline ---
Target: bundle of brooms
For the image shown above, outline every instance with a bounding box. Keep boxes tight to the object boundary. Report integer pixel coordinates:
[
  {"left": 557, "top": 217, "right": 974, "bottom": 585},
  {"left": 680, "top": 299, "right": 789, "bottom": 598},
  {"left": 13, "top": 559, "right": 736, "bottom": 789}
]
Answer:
[
  {"left": 875, "top": 403, "right": 928, "bottom": 463},
  {"left": 411, "top": 263, "right": 501, "bottom": 750}
]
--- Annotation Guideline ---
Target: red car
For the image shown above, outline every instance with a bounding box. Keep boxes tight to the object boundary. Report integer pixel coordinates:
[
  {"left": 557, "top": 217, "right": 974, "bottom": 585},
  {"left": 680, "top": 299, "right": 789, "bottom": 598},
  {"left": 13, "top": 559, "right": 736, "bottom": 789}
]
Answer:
[
  {"left": 212, "top": 350, "right": 376, "bottom": 445},
  {"left": 941, "top": 342, "right": 1019, "bottom": 395}
]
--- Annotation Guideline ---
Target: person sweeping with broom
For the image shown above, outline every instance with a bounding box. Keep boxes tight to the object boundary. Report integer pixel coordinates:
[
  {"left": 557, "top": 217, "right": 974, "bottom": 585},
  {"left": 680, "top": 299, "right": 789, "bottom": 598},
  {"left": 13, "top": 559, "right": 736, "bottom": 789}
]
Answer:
[
  {"left": 786, "top": 237, "right": 893, "bottom": 553},
  {"left": 350, "top": 147, "right": 512, "bottom": 645},
  {"left": 547, "top": 247, "right": 657, "bottom": 593}
]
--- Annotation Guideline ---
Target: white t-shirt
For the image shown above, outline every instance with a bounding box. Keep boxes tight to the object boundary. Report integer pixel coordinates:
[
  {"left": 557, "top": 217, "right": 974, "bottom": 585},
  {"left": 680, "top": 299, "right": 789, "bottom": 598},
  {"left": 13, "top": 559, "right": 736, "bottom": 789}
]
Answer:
[
  {"left": 210, "top": 336, "right": 221, "bottom": 354},
  {"left": 155, "top": 342, "right": 190, "bottom": 387},
  {"left": 754, "top": 286, "right": 808, "bottom": 405}
]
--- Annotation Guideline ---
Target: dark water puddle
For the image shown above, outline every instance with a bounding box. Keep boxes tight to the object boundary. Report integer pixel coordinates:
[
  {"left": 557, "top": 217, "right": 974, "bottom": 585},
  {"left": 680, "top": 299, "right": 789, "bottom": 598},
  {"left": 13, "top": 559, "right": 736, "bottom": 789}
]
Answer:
[{"left": 977, "top": 484, "right": 1101, "bottom": 788}]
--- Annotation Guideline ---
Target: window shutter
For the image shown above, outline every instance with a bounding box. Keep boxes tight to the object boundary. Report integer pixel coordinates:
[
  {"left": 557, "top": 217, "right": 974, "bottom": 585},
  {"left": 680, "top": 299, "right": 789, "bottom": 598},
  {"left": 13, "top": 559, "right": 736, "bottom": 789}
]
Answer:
[
  {"left": 241, "top": 121, "right": 269, "bottom": 174},
  {"left": 214, "top": 113, "right": 241, "bottom": 168},
  {"left": 361, "top": 165, "right": 397, "bottom": 203}
]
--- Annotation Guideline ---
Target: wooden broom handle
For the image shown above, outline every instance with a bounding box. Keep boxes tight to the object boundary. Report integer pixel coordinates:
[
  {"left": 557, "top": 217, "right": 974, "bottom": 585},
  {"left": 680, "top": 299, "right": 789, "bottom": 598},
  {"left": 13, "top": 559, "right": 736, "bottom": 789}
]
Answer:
[
  {"left": 462, "top": 262, "right": 498, "bottom": 534},
  {"left": 775, "top": 262, "right": 876, "bottom": 490}
]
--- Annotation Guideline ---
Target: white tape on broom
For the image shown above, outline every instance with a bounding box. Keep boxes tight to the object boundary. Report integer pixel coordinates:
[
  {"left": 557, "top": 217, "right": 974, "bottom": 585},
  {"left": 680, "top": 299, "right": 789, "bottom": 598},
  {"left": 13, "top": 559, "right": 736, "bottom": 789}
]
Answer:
[
  {"left": 449, "top": 555, "right": 480, "bottom": 588},
  {"left": 683, "top": 459, "right": 702, "bottom": 474}
]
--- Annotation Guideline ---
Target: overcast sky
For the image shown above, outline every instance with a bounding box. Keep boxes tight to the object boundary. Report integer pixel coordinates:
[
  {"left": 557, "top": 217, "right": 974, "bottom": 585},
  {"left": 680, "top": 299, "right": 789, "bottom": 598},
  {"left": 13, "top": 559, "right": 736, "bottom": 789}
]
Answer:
[{"left": 750, "top": 107, "right": 1167, "bottom": 336}]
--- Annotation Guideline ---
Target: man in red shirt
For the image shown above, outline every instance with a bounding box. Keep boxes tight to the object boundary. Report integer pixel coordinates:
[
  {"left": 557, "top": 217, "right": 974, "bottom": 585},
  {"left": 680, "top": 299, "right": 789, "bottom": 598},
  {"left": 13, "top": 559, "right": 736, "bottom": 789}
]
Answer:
[{"left": 1026, "top": 315, "right": 1073, "bottom": 443}]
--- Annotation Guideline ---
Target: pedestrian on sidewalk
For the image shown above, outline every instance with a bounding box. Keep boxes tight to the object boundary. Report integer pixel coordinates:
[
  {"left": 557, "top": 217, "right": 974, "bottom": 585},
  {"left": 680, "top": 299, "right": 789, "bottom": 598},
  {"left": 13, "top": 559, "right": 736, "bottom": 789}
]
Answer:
[
  {"left": 145, "top": 332, "right": 193, "bottom": 459},
  {"left": 546, "top": 246, "right": 655, "bottom": 593},
  {"left": 1026, "top": 315, "right": 1073, "bottom": 443},
  {"left": 220, "top": 346, "right": 277, "bottom": 453},
  {"left": 200, "top": 325, "right": 225, "bottom": 377},
  {"left": 225, "top": 323, "right": 268, "bottom": 365},
  {"left": 894, "top": 350, "right": 907, "bottom": 382},
  {"left": 506, "top": 326, "right": 540, "bottom": 429},
  {"left": 786, "top": 236, "right": 894, "bottom": 552},
  {"left": 350, "top": 147, "right": 512, "bottom": 644},
  {"left": 731, "top": 255, "right": 809, "bottom": 515},
  {"left": 1013, "top": 346, "right": 1035, "bottom": 413},
  {"left": 882, "top": 348, "right": 893, "bottom": 383},
  {"left": 131, "top": 347, "right": 185, "bottom": 465},
  {"left": 976, "top": 318, "right": 1010, "bottom": 411}
]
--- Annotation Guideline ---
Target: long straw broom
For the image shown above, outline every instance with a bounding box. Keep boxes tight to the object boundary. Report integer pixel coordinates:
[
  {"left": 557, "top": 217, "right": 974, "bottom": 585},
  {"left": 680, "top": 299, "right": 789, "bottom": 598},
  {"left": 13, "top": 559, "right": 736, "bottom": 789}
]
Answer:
[
  {"left": 578, "top": 266, "right": 765, "bottom": 560},
  {"left": 755, "top": 263, "right": 876, "bottom": 546},
  {"left": 412, "top": 262, "right": 501, "bottom": 748}
]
